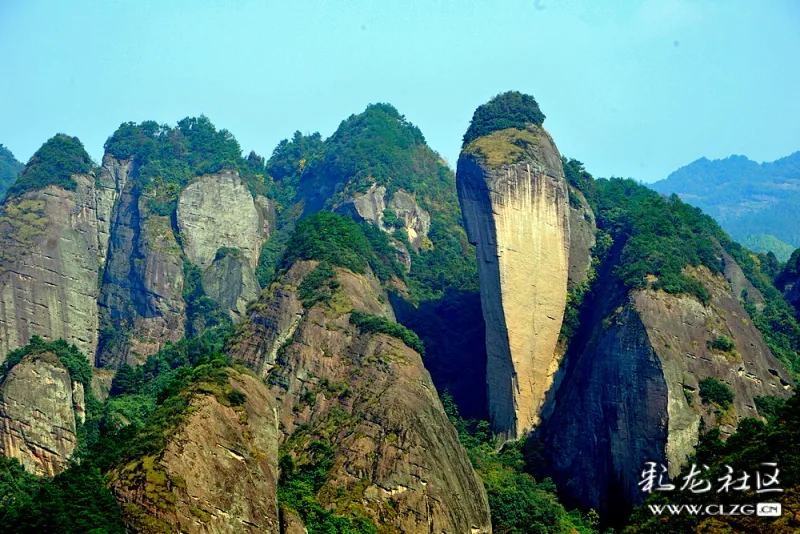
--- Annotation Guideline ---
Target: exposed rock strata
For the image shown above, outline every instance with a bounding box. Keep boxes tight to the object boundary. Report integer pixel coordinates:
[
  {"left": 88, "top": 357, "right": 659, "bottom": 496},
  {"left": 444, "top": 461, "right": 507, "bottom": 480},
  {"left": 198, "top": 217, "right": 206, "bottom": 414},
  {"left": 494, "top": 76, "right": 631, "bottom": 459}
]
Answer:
[
  {"left": 542, "top": 266, "right": 793, "bottom": 515},
  {"left": 112, "top": 371, "right": 280, "bottom": 534},
  {"left": 0, "top": 177, "right": 107, "bottom": 362},
  {"left": 231, "top": 261, "right": 492, "bottom": 533},
  {"left": 457, "top": 125, "right": 571, "bottom": 439},
  {"left": 0, "top": 352, "right": 82, "bottom": 476}
]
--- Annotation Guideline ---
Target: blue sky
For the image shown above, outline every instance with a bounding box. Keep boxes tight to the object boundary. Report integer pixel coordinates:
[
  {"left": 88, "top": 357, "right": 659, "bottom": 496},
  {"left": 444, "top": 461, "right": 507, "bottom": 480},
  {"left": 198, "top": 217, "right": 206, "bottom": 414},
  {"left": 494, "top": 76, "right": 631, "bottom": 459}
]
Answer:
[{"left": 1, "top": 0, "right": 798, "bottom": 182}]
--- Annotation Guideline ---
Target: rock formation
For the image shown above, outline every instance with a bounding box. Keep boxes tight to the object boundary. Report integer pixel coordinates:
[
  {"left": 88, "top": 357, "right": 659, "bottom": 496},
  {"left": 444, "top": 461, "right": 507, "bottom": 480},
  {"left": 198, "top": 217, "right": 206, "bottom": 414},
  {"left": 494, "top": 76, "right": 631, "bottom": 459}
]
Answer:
[
  {"left": 111, "top": 370, "right": 280, "bottom": 534},
  {"left": 231, "top": 260, "right": 492, "bottom": 533},
  {"left": 542, "top": 266, "right": 793, "bottom": 515},
  {"left": 0, "top": 176, "right": 108, "bottom": 363},
  {"left": 0, "top": 352, "right": 83, "bottom": 476},
  {"left": 176, "top": 172, "right": 263, "bottom": 270},
  {"left": 457, "top": 125, "right": 571, "bottom": 439}
]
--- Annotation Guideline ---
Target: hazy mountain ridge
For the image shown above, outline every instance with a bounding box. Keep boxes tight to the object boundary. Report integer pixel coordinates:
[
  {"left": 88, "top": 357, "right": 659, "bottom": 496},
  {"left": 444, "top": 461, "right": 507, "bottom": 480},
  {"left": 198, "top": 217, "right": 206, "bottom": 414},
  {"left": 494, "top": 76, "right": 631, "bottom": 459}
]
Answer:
[{"left": 652, "top": 151, "right": 800, "bottom": 260}]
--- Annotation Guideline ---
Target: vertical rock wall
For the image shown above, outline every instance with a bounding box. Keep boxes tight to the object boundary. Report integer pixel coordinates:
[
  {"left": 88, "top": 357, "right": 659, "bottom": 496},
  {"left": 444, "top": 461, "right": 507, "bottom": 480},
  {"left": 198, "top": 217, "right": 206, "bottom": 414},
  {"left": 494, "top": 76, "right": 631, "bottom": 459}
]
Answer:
[{"left": 457, "top": 125, "right": 571, "bottom": 439}]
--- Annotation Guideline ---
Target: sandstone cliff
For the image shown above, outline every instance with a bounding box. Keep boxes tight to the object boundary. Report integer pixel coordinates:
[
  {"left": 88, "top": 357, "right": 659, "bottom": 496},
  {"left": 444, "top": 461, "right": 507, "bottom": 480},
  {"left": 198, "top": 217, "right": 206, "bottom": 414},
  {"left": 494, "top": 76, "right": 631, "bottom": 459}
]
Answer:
[
  {"left": 0, "top": 176, "right": 108, "bottom": 362},
  {"left": 457, "top": 125, "right": 571, "bottom": 439},
  {"left": 111, "top": 370, "right": 280, "bottom": 534},
  {"left": 231, "top": 260, "right": 492, "bottom": 533},
  {"left": 98, "top": 176, "right": 186, "bottom": 367},
  {"left": 0, "top": 352, "right": 83, "bottom": 476},
  {"left": 542, "top": 265, "right": 793, "bottom": 516}
]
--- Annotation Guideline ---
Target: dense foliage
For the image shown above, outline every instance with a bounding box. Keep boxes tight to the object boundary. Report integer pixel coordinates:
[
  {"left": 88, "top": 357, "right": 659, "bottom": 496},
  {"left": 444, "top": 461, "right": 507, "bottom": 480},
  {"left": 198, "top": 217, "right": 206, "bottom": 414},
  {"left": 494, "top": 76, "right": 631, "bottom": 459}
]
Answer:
[
  {"left": 6, "top": 135, "right": 93, "bottom": 198},
  {"left": 104, "top": 117, "right": 269, "bottom": 215},
  {"left": 462, "top": 91, "right": 546, "bottom": 146},
  {"left": 278, "top": 442, "right": 377, "bottom": 534},
  {"left": 284, "top": 211, "right": 403, "bottom": 282},
  {"left": 698, "top": 377, "right": 735, "bottom": 409},
  {"left": 0, "top": 143, "right": 23, "bottom": 200},
  {"left": 441, "top": 393, "right": 597, "bottom": 534},
  {"left": 261, "top": 104, "right": 478, "bottom": 302},
  {"left": 349, "top": 310, "right": 425, "bottom": 355}
]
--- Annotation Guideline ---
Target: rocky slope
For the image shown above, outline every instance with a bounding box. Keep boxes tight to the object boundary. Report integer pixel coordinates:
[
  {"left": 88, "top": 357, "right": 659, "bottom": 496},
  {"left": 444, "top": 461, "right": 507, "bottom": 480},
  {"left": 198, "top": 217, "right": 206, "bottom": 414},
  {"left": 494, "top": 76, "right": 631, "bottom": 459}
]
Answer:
[
  {"left": 0, "top": 351, "right": 84, "bottom": 476},
  {"left": 457, "top": 125, "right": 571, "bottom": 439},
  {"left": 111, "top": 369, "right": 280, "bottom": 534},
  {"left": 231, "top": 259, "right": 492, "bottom": 533},
  {"left": 541, "top": 262, "right": 793, "bottom": 517}
]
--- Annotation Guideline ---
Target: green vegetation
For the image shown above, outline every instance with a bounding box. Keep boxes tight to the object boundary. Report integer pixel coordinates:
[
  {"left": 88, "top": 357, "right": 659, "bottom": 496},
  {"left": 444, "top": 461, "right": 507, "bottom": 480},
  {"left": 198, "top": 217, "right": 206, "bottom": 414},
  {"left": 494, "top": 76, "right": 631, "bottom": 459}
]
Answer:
[
  {"left": 441, "top": 393, "right": 597, "bottom": 534},
  {"left": 278, "top": 441, "right": 377, "bottom": 534},
  {"left": 262, "top": 104, "right": 478, "bottom": 302},
  {"left": 740, "top": 233, "right": 795, "bottom": 262},
  {"left": 104, "top": 117, "right": 269, "bottom": 215},
  {"left": 0, "top": 457, "right": 125, "bottom": 533},
  {"left": 182, "top": 262, "right": 231, "bottom": 336},
  {"left": 284, "top": 211, "right": 403, "bottom": 282},
  {"left": 349, "top": 310, "right": 425, "bottom": 355},
  {"left": 708, "top": 335, "right": 735, "bottom": 352},
  {"left": 651, "top": 151, "right": 800, "bottom": 257},
  {"left": 6, "top": 135, "right": 93, "bottom": 198},
  {"left": 298, "top": 261, "right": 339, "bottom": 308},
  {"left": 462, "top": 91, "right": 546, "bottom": 146},
  {"left": 698, "top": 377, "right": 734, "bottom": 409},
  {"left": 0, "top": 143, "right": 23, "bottom": 201}
]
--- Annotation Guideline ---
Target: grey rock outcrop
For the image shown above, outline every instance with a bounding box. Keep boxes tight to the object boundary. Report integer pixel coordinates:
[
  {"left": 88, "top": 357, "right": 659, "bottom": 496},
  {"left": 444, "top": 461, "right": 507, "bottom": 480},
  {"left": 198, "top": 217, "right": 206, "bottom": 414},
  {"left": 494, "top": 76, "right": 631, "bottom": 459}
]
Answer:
[
  {"left": 457, "top": 125, "right": 571, "bottom": 439},
  {"left": 0, "top": 175, "right": 109, "bottom": 363},
  {"left": 0, "top": 352, "right": 83, "bottom": 476},
  {"left": 542, "top": 266, "right": 793, "bottom": 514},
  {"left": 177, "top": 172, "right": 262, "bottom": 270},
  {"left": 231, "top": 261, "right": 492, "bottom": 533}
]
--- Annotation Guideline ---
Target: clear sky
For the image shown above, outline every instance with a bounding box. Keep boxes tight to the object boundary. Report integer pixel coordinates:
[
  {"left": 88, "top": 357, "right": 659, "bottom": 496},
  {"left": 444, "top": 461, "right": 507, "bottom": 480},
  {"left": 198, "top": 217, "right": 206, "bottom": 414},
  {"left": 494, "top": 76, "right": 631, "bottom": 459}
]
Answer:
[{"left": 1, "top": 0, "right": 799, "bottom": 182}]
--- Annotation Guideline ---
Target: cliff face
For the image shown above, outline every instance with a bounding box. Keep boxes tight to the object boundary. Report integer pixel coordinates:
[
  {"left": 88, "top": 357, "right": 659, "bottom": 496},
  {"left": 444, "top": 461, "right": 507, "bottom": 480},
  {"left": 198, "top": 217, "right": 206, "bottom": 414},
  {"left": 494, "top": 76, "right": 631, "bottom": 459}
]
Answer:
[
  {"left": 231, "top": 261, "right": 492, "bottom": 533},
  {"left": 457, "top": 125, "right": 571, "bottom": 439},
  {"left": 97, "top": 176, "right": 186, "bottom": 367},
  {"left": 0, "top": 176, "right": 109, "bottom": 363},
  {"left": 112, "top": 370, "right": 280, "bottom": 534},
  {"left": 542, "top": 266, "right": 793, "bottom": 515},
  {"left": 98, "top": 168, "right": 267, "bottom": 366},
  {"left": 0, "top": 352, "right": 83, "bottom": 476}
]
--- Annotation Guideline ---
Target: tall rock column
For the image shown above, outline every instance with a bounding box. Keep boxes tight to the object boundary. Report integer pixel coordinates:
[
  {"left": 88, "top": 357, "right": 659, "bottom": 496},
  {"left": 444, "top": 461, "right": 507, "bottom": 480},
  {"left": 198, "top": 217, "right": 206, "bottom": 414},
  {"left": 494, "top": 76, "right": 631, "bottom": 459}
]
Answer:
[{"left": 457, "top": 124, "right": 570, "bottom": 438}]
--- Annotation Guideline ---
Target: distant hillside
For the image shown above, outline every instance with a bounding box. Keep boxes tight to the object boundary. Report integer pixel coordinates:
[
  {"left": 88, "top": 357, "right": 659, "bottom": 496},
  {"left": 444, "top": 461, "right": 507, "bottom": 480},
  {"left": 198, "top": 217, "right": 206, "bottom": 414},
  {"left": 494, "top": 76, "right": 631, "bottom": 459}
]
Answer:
[
  {"left": 652, "top": 152, "right": 800, "bottom": 261},
  {"left": 0, "top": 144, "right": 23, "bottom": 201}
]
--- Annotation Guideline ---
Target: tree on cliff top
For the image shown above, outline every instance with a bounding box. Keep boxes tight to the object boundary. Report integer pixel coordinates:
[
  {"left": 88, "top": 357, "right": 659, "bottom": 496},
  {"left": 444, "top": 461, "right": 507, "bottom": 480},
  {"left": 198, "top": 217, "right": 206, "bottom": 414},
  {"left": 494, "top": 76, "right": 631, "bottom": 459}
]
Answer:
[
  {"left": 462, "top": 91, "right": 546, "bottom": 146},
  {"left": 5, "top": 135, "right": 93, "bottom": 198},
  {"left": 0, "top": 144, "right": 23, "bottom": 201}
]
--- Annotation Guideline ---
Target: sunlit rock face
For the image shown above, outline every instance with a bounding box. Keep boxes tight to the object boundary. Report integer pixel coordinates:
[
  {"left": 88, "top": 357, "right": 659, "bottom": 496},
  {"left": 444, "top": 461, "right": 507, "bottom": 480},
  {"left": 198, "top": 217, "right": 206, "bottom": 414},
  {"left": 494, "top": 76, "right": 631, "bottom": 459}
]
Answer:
[
  {"left": 457, "top": 125, "right": 570, "bottom": 439},
  {"left": 0, "top": 352, "right": 83, "bottom": 476}
]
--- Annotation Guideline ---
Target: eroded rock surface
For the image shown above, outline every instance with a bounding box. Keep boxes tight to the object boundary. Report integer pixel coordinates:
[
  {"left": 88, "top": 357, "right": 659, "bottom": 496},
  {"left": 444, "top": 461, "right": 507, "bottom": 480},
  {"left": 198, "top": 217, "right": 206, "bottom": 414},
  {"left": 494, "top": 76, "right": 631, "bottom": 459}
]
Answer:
[
  {"left": 0, "top": 177, "right": 107, "bottom": 362},
  {"left": 0, "top": 352, "right": 82, "bottom": 476},
  {"left": 231, "top": 261, "right": 492, "bottom": 533},
  {"left": 457, "top": 125, "right": 571, "bottom": 438},
  {"left": 177, "top": 172, "right": 262, "bottom": 270},
  {"left": 112, "top": 371, "right": 280, "bottom": 534},
  {"left": 542, "top": 266, "right": 793, "bottom": 515}
]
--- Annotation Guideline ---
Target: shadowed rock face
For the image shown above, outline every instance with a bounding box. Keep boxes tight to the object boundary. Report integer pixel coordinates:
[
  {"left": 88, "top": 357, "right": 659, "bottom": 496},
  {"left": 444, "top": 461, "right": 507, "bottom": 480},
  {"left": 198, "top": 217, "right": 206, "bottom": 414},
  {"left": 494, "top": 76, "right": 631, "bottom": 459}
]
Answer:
[
  {"left": 112, "top": 370, "right": 280, "bottom": 534},
  {"left": 230, "top": 261, "right": 492, "bottom": 534},
  {"left": 0, "top": 352, "right": 83, "bottom": 476},
  {"left": 542, "top": 266, "right": 793, "bottom": 516},
  {"left": 457, "top": 125, "right": 571, "bottom": 439}
]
